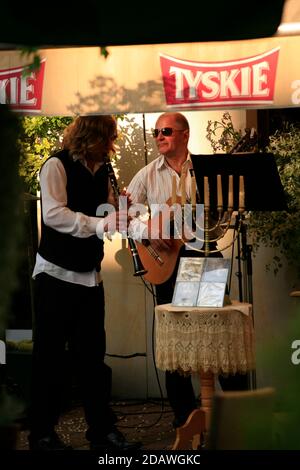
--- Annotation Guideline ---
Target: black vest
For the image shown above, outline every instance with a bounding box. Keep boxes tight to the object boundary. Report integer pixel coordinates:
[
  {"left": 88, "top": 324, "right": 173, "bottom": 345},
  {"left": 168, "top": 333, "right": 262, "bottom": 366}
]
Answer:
[{"left": 38, "top": 149, "right": 108, "bottom": 272}]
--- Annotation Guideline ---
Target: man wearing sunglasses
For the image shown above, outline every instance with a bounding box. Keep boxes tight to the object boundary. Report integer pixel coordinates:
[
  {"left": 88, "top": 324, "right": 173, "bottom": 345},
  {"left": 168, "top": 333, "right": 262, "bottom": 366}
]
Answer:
[{"left": 128, "top": 112, "right": 248, "bottom": 429}]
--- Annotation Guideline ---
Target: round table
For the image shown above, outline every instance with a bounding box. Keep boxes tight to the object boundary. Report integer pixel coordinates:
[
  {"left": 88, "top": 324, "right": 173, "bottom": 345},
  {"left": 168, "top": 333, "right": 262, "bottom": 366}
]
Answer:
[{"left": 155, "top": 300, "right": 255, "bottom": 449}]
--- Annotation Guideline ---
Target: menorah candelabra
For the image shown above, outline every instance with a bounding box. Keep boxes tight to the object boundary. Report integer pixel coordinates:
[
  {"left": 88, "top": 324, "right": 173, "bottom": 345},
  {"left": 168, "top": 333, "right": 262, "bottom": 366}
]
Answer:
[{"left": 176, "top": 169, "right": 246, "bottom": 257}]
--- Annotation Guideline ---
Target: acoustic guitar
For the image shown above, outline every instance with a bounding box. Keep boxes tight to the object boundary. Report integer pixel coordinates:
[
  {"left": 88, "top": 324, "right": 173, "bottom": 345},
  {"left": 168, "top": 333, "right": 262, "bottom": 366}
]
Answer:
[
  {"left": 134, "top": 197, "right": 185, "bottom": 285},
  {"left": 135, "top": 129, "right": 259, "bottom": 285}
]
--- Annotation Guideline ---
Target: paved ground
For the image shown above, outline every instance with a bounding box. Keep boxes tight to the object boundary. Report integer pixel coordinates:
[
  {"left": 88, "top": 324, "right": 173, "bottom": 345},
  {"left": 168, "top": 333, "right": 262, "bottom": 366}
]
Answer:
[{"left": 16, "top": 399, "right": 176, "bottom": 451}]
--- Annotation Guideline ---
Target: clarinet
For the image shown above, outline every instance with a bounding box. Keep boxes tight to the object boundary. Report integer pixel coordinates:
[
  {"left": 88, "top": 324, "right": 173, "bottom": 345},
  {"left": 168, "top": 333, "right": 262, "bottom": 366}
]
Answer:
[{"left": 104, "top": 155, "right": 147, "bottom": 277}]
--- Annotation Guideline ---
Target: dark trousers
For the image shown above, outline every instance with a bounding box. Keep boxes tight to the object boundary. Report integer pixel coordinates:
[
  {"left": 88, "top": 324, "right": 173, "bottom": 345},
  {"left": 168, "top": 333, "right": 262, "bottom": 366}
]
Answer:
[
  {"left": 156, "top": 247, "right": 248, "bottom": 422},
  {"left": 29, "top": 273, "right": 116, "bottom": 441}
]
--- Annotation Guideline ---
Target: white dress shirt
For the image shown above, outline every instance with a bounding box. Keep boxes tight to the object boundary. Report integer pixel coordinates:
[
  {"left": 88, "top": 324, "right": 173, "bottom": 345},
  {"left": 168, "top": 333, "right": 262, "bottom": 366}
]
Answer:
[
  {"left": 33, "top": 156, "right": 112, "bottom": 287},
  {"left": 127, "top": 153, "right": 193, "bottom": 241}
]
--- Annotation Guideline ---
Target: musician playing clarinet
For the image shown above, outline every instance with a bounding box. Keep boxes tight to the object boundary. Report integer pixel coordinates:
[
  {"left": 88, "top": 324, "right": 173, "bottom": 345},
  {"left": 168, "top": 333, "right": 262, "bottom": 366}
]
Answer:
[
  {"left": 29, "top": 115, "right": 141, "bottom": 452},
  {"left": 127, "top": 112, "right": 248, "bottom": 430}
]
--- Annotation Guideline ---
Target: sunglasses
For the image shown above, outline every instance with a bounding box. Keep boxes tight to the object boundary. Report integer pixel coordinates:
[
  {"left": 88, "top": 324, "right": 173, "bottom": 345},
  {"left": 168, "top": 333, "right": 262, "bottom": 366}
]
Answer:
[{"left": 152, "top": 127, "right": 186, "bottom": 138}]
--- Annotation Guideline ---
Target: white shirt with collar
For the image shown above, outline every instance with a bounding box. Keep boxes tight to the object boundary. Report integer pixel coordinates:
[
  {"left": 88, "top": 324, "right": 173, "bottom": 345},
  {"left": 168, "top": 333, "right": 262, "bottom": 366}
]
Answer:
[
  {"left": 33, "top": 155, "right": 112, "bottom": 287},
  {"left": 127, "top": 153, "right": 193, "bottom": 241}
]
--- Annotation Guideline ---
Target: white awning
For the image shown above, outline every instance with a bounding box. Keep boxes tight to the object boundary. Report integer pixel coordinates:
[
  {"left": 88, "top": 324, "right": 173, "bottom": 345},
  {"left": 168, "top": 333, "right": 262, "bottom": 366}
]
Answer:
[{"left": 0, "top": 35, "right": 299, "bottom": 115}]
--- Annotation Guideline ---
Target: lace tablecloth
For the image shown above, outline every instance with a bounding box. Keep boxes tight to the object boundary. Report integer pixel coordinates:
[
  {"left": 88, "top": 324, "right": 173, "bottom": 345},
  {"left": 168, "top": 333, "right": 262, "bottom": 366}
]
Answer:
[{"left": 155, "top": 300, "right": 255, "bottom": 375}]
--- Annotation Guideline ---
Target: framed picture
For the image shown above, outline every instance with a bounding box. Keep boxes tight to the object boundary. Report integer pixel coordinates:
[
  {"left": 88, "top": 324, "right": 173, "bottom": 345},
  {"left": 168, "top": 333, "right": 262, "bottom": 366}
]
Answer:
[
  {"left": 176, "top": 258, "right": 205, "bottom": 282},
  {"left": 196, "top": 282, "right": 226, "bottom": 307},
  {"left": 201, "top": 258, "right": 230, "bottom": 283},
  {"left": 172, "top": 281, "right": 200, "bottom": 306},
  {"left": 172, "top": 257, "right": 230, "bottom": 307}
]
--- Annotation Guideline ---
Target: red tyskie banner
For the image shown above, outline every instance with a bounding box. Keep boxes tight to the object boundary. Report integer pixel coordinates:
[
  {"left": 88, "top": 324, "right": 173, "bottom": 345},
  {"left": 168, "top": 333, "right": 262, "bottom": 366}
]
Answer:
[
  {"left": 160, "top": 48, "right": 279, "bottom": 108},
  {"left": 0, "top": 60, "right": 46, "bottom": 112}
]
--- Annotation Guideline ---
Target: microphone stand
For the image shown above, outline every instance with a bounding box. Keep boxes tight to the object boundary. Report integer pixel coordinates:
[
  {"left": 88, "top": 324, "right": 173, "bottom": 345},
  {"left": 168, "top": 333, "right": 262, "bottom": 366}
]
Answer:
[
  {"left": 239, "top": 217, "right": 257, "bottom": 390},
  {"left": 190, "top": 150, "right": 287, "bottom": 394},
  {"left": 235, "top": 214, "right": 243, "bottom": 303}
]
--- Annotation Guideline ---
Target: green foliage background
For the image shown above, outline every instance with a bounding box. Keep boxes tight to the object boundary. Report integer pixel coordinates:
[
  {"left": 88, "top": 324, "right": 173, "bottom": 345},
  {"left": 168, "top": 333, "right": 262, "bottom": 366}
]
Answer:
[
  {"left": 206, "top": 111, "right": 243, "bottom": 153},
  {"left": 206, "top": 113, "right": 300, "bottom": 276},
  {"left": 249, "top": 124, "right": 300, "bottom": 275},
  {"left": 18, "top": 116, "right": 73, "bottom": 194}
]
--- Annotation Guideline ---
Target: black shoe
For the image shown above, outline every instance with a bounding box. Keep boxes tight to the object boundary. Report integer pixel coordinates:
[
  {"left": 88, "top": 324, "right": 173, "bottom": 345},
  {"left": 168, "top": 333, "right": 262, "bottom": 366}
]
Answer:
[
  {"left": 28, "top": 431, "right": 73, "bottom": 451},
  {"left": 90, "top": 427, "right": 142, "bottom": 452}
]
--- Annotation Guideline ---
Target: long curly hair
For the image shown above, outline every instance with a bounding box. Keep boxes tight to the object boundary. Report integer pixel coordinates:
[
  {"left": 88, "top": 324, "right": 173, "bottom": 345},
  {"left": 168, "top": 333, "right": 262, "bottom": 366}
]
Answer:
[{"left": 63, "top": 115, "right": 117, "bottom": 159}]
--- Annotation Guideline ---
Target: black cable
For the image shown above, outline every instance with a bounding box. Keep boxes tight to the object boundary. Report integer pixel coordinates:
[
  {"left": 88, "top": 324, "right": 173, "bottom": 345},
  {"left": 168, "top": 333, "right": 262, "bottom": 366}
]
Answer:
[
  {"left": 147, "top": 282, "right": 166, "bottom": 428},
  {"left": 140, "top": 275, "right": 157, "bottom": 298},
  {"left": 106, "top": 352, "right": 146, "bottom": 359},
  {"left": 101, "top": 275, "right": 165, "bottom": 429},
  {"left": 105, "top": 277, "right": 156, "bottom": 360},
  {"left": 111, "top": 398, "right": 171, "bottom": 408},
  {"left": 116, "top": 409, "right": 172, "bottom": 417},
  {"left": 118, "top": 281, "right": 166, "bottom": 430}
]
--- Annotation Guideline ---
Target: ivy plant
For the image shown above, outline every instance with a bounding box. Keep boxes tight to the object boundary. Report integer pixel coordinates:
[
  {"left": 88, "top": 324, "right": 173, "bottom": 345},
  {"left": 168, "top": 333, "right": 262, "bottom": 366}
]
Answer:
[{"left": 206, "top": 111, "right": 243, "bottom": 153}]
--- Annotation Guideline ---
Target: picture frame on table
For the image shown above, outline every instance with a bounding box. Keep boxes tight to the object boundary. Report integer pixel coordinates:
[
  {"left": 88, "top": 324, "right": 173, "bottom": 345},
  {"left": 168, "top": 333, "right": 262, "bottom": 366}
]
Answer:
[{"left": 172, "top": 258, "right": 230, "bottom": 307}]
